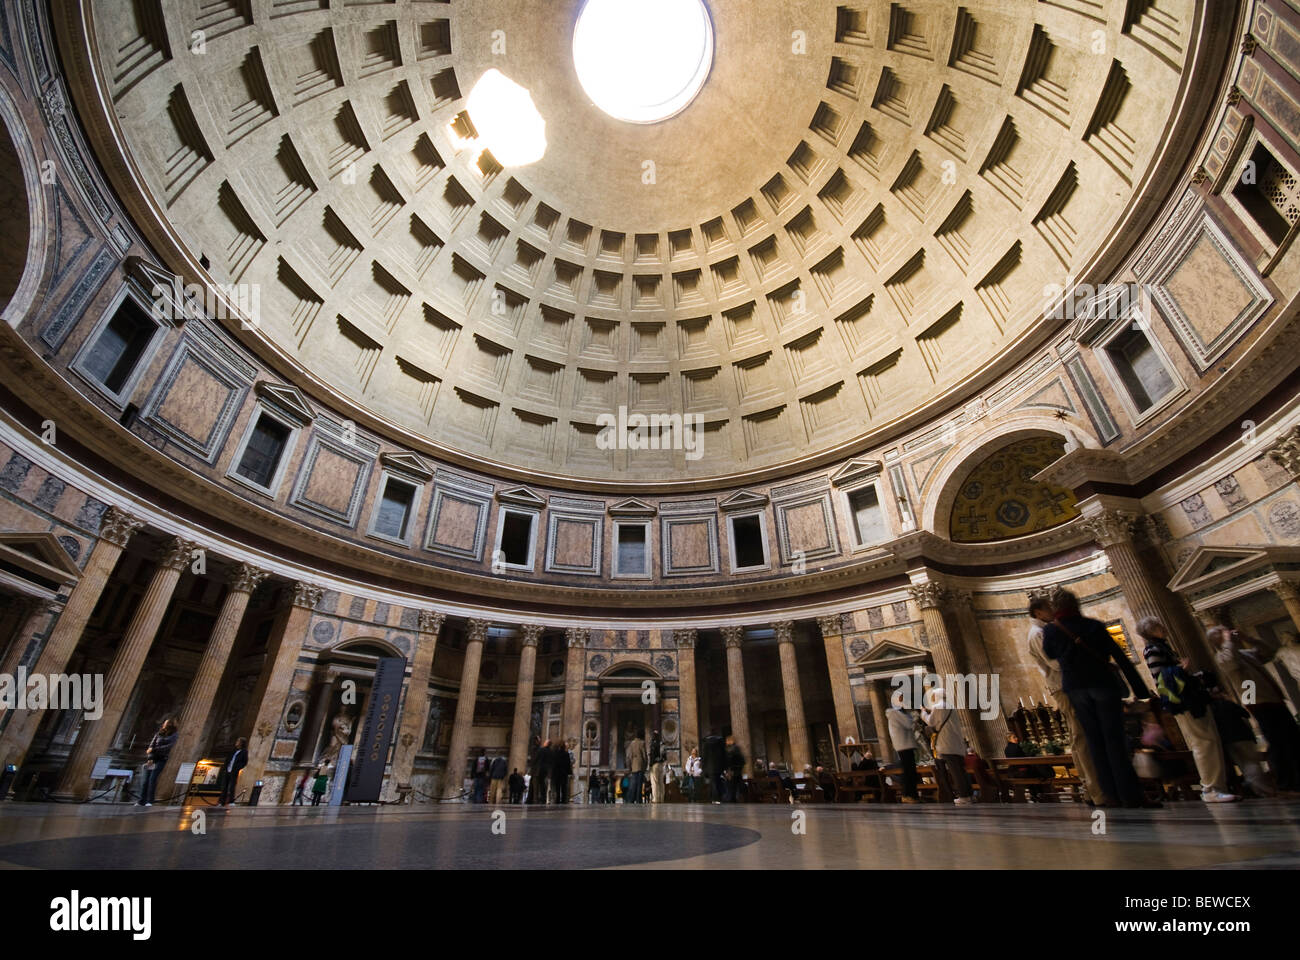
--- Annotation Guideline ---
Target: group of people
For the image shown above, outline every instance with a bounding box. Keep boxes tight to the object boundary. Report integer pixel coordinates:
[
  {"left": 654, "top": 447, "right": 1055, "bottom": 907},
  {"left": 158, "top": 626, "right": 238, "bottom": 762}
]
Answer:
[{"left": 133, "top": 720, "right": 249, "bottom": 807}]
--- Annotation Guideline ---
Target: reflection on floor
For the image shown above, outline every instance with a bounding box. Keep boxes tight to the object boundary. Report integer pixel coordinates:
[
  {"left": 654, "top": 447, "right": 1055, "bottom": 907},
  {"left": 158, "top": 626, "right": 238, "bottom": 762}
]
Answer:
[{"left": 0, "top": 800, "right": 1298, "bottom": 869}]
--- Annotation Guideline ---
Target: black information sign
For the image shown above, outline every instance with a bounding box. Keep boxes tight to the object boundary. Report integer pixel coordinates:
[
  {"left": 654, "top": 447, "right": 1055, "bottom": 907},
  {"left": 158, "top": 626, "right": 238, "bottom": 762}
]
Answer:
[{"left": 344, "top": 655, "right": 407, "bottom": 803}]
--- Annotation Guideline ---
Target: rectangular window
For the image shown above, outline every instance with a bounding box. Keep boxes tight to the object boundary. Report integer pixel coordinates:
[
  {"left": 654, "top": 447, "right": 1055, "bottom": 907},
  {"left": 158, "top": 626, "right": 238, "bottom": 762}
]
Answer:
[
  {"left": 848, "top": 485, "right": 888, "bottom": 545},
  {"left": 499, "top": 511, "right": 534, "bottom": 566},
  {"left": 730, "top": 514, "right": 766, "bottom": 569},
  {"left": 616, "top": 523, "right": 648, "bottom": 576},
  {"left": 373, "top": 477, "right": 417, "bottom": 541},
  {"left": 1232, "top": 142, "right": 1299, "bottom": 246},
  {"left": 1106, "top": 328, "right": 1174, "bottom": 411},
  {"left": 234, "top": 414, "right": 291, "bottom": 489},
  {"left": 82, "top": 299, "right": 157, "bottom": 394}
]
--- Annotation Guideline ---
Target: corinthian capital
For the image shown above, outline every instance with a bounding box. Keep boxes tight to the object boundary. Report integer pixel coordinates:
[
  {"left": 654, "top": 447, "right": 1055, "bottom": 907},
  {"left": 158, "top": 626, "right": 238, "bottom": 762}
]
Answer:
[
  {"left": 520, "top": 624, "right": 544, "bottom": 646},
  {"left": 1078, "top": 509, "right": 1139, "bottom": 548},
  {"left": 1269, "top": 581, "right": 1300, "bottom": 603},
  {"left": 816, "top": 614, "right": 845, "bottom": 637},
  {"left": 1266, "top": 426, "right": 1300, "bottom": 481},
  {"left": 466, "top": 619, "right": 491, "bottom": 644},
  {"left": 907, "top": 581, "right": 948, "bottom": 610},
  {"left": 673, "top": 628, "right": 697, "bottom": 649},
  {"left": 228, "top": 562, "right": 269, "bottom": 594},
  {"left": 565, "top": 626, "right": 589, "bottom": 648},
  {"left": 720, "top": 625, "right": 745, "bottom": 648},
  {"left": 772, "top": 620, "right": 796, "bottom": 644},
  {"left": 417, "top": 611, "right": 446, "bottom": 635},
  {"left": 98, "top": 506, "right": 145, "bottom": 548},
  {"left": 291, "top": 581, "right": 324, "bottom": 610},
  {"left": 158, "top": 537, "right": 199, "bottom": 571}
]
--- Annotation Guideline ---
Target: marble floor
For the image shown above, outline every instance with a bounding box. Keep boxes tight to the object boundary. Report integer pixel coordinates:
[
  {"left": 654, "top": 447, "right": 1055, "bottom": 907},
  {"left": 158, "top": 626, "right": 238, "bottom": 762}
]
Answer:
[{"left": 1, "top": 798, "right": 1298, "bottom": 869}]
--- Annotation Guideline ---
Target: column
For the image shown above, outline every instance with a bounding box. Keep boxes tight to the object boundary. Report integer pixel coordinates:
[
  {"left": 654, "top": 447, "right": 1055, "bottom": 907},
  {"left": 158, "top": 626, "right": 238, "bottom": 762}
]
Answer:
[
  {"left": 816, "top": 614, "right": 858, "bottom": 769},
  {"left": 388, "top": 611, "right": 445, "bottom": 796},
  {"left": 242, "top": 581, "right": 325, "bottom": 800},
  {"left": 673, "top": 629, "right": 699, "bottom": 754},
  {"left": 867, "top": 680, "right": 894, "bottom": 762},
  {"left": 506, "top": 624, "right": 542, "bottom": 776},
  {"left": 160, "top": 562, "right": 269, "bottom": 791},
  {"left": 561, "top": 627, "right": 588, "bottom": 746},
  {"left": 0, "top": 507, "right": 143, "bottom": 767},
  {"left": 947, "top": 590, "right": 1010, "bottom": 756},
  {"left": 1269, "top": 582, "right": 1300, "bottom": 633},
  {"left": 1080, "top": 509, "right": 1210, "bottom": 668},
  {"left": 773, "top": 620, "right": 811, "bottom": 773},
  {"left": 907, "top": 580, "right": 982, "bottom": 754},
  {"left": 720, "top": 625, "right": 752, "bottom": 774},
  {"left": 442, "top": 618, "right": 488, "bottom": 800},
  {"left": 0, "top": 596, "right": 58, "bottom": 684},
  {"left": 55, "top": 535, "right": 196, "bottom": 799}
]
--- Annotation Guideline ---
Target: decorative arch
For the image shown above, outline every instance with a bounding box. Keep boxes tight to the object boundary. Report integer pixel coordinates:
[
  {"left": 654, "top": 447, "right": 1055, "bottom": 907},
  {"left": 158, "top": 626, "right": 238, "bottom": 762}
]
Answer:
[
  {"left": 596, "top": 658, "right": 663, "bottom": 682},
  {"left": 945, "top": 435, "right": 1080, "bottom": 542},
  {"left": 919, "top": 415, "right": 1092, "bottom": 535},
  {"left": 0, "top": 81, "right": 47, "bottom": 328},
  {"left": 324, "top": 636, "right": 406, "bottom": 660}
]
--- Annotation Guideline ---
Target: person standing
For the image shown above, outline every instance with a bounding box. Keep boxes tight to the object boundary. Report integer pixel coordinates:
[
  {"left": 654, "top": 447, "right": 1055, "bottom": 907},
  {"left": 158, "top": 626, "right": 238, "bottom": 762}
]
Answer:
[
  {"left": 702, "top": 732, "right": 726, "bottom": 803},
  {"left": 648, "top": 731, "right": 666, "bottom": 803},
  {"left": 1026, "top": 595, "right": 1109, "bottom": 806},
  {"left": 626, "top": 730, "right": 647, "bottom": 804},
  {"left": 292, "top": 769, "right": 310, "bottom": 806},
  {"left": 886, "top": 701, "right": 919, "bottom": 803},
  {"left": 310, "top": 766, "right": 329, "bottom": 805},
  {"left": 219, "top": 737, "right": 248, "bottom": 806},
  {"left": 1043, "top": 589, "right": 1158, "bottom": 809},
  {"left": 1211, "top": 626, "right": 1300, "bottom": 793},
  {"left": 136, "top": 718, "right": 178, "bottom": 807},
  {"left": 725, "top": 734, "right": 745, "bottom": 802},
  {"left": 488, "top": 754, "right": 508, "bottom": 805},
  {"left": 508, "top": 767, "right": 525, "bottom": 804},
  {"left": 553, "top": 740, "right": 573, "bottom": 803},
  {"left": 536, "top": 739, "right": 553, "bottom": 804},
  {"left": 1137, "top": 618, "right": 1236, "bottom": 803},
  {"left": 528, "top": 736, "right": 545, "bottom": 805},
  {"left": 923, "top": 690, "right": 973, "bottom": 805},
  {"left": 684, "top": 746, "right": 702, "bottom": 802}
]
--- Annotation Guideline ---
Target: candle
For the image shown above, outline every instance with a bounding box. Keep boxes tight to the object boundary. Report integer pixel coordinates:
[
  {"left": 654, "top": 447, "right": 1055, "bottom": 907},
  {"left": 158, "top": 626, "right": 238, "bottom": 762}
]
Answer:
[{"left": 1018, "top": 697, "right": 1024, "bottom": 708}]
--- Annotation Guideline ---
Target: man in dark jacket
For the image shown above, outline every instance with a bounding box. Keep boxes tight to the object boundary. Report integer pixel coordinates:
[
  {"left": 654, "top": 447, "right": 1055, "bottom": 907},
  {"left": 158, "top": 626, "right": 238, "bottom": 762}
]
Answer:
[
  {"left": 488, "top": 754, "right": 508, "bottom": 805},
  {"left": 508, "top": 768, "right": 525, "bottom": 804},
  {"left": 137, "top": 718, "right": 178, "bottom": 807},
  {"left": 1043, "top": 589, "right": 1157, "bottom": 808},
  {"left": 528, "top": 736, "right": 545, "bottom": 804},
  {"left": 219, "top": 737, "right": 248, "bottom": 806},
  {"left": 702, "top": 732, "right": 726, "bottom": 803},
  {"left": 552, "top": 740, "right": 572, "bottom": 803},
  {"left": 724, "top": 735, "right": 745, "bottom": 802}
]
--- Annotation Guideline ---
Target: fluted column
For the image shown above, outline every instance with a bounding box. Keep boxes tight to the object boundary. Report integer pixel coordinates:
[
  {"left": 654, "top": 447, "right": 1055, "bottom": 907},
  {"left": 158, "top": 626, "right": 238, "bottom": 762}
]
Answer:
[
  {"left": 159, "top": 563, "right": 269, "bottom": 793},
  {"left": 907, "top": 581, "right": 981, "bottom": 754},
  {"left": 443, "top": 618, "right": 489, "bottom": 799},
  {"left": 868, "top": 680, "right": 894, "bottom": 762},
  {"left": 507, "top": 624, "right": 542, "bottom": 776},
  {"left": 561, "top": 627, "right": 588, "bottom": 749},
  {"left": 816, "top": 614, "right": 858, "bottom": 768},
  {"left": 0, "top": 507, "right": 143, "bottom": 767},
  {"left": 390, "top": 611, "right": 445, "bottom": 795},
  {"left": 773, "top": 620, "right": 811, "bottom": 773},
  {"left": 56, "top": 536, "right": 197, "bottom": 799},
  {"left": 1080, "top": 509, "right": 1209, "bottom": 668},
  {"left": 1269, "top": 582, "right": 1300, "bottom": 634},
  {"left": 242, "top": 581, "right": 325, "bottom": 799},
  {"left": 673, "top": 629, "right": 699, "bottom": 754},
  {"left": 946, "top": 590, "right": 1010, "bottom": 755},
  {"left": 720, "top": 625, "right": 752, "bottom": 774},
  {"left": 0, "top": 596, "right": 57, "bottom": 686}
]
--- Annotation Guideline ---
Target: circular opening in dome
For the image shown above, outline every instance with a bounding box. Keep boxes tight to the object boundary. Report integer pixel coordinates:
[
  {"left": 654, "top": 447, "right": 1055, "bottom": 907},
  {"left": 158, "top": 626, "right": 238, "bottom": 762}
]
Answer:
[{"left": 573, "top": 0, "right": 714, "bottom": 124}]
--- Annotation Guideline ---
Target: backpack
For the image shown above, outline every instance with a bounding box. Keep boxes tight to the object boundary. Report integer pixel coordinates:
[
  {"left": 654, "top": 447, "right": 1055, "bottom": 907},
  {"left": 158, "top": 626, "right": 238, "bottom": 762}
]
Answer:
[{"left": 1154, "top": 665, "right": 1208, "bottom": 717}]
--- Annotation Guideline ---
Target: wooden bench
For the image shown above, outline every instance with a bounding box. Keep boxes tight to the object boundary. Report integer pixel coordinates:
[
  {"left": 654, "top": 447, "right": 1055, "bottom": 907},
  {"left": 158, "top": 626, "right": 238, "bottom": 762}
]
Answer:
[
  {"left": 747, "top": 776, "right": 790, "bottom": 803},
  {"left": 988, "top": 755, "right": 1084, "bottom": 803},
  {"left": 876, "top": 764, "right": 942, "bottom": 802},
  {"left": 832, "top": 770, "right": 886, "bottom": 802}
]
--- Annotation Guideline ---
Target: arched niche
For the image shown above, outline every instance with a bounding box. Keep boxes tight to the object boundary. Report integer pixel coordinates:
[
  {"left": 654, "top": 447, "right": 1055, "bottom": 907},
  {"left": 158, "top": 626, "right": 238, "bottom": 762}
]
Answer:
[
  {"left": 0, "top": 83, "right": 46, "bottom": 327},
  {"left": 945, "top": 435, "right": 1080, "bottom": 543}
]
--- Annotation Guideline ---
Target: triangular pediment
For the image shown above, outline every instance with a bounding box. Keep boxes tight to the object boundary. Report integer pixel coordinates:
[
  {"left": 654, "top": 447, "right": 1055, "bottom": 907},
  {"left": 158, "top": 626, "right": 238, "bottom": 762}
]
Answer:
[
  {"left": 255, "top": 381, "right": 316, "bottom": 425},
  {"left": 719, "top": 490, "right": 769, "bottom": 511},
  {"left": 0, "top": 533, "right": 82, "bottom": 586},
  {"left": 124, "top": 256, "right": 198, "bottom": 324},
  {"left": 856, "top": 639, "right": 926, "bottom": 664},
  {"left": 497, "top": 485, "right": 546, "bottom": 508},
  {"left": 830, "top": 457, "right": 884, "bottom": 488},
  {"left": 380, "top": 451, "right": 434, "bottom": 482},
  {"left": 608, "top": 497, "right": 657, "bottom": 518},
  {"left": 1166, "top": 544, "right": 1300, "bottom": 595}
]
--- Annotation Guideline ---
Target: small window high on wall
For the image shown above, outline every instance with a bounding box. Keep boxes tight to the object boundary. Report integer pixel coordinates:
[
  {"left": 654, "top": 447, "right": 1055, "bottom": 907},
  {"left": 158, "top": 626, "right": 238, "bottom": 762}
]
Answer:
[
  {"left": 232, "top": 412, "right": 293, "bottom": 492},
  {"left": 1232, "top": 141, "right": 1299, "bottom": 247},
  {"left": 371, "top": 476, "right": 419, "bottom": 543},
  {"left": 728, "top": 513, "right": 767, "bottom": 570},
  {"left": 614, "top": 522, "right": 649, "bottom": 577},
  {"left": 75, "top": 294, "right": 160, "bottom": 401},
  {"left": 1105, "top": 326, "right": 1175, "bottom": 412},
  {"left": 848, "top": 485, "right": 888, "bottom": 546},
  {"left": 496, "top": 509, "right": 536, "bottom": 568}
]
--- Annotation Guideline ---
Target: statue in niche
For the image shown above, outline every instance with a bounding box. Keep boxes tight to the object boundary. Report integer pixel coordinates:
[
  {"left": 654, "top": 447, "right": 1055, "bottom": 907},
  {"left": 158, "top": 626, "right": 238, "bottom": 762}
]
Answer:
[
  {"left": 321, "top": 710, "right": 354, "bottom": 763},
  {"left": 422, "top": 699, "right": 444, "bottom": 753}
]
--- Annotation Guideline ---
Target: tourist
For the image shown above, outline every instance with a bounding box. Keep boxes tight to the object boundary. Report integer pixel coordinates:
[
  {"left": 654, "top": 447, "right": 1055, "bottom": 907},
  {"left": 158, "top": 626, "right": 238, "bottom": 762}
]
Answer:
[
  {"left": 536, "top": 738, "right": 553, "bottom": 804},
  {"left": 886, "top": 700, "right": 920, "bottom": 803},
  {"left": 135, "top": 718, "right": 178, "bottom": 808},
  {"left": 1026, "top": 594, "right": 1109, "bottom": 805},
  {"left": 649, "top": 730, "right": 666, "bottom": 802},
  {"left": 1210, "top": 626, "right": 1300, "bottom": 793},
  {"left": 923, "top": 690, "right": 972, "bottom": 805},
  {"left": 684, "top": 746, "right": 702, "bottom": 802},
  {"left": 509, "top": 767, "right": 525, "bottom": 804},
  {"left": 553, "top": 740, "right": 572, "bottom": 803},
  {"left": 310, "top": 766, "right": 328, "bottom": 805},
  {"left": 815, "top": 764, "right": 837, "bottom": 802},
  {"left": 527, "top": 736, "right": 544, "bottom": 804},
  {"left": 1206, "top": 682, "right": 1275, "bottom": 798},
  {"left": 626, "top": 729, "right": 647, "bottom": 804},
  {"left": 292, "top": 770, "right": 310, "bottom": 806},
  {"left": 702, "top": 731, "right": 725, "bottom": 803},
  {"left": 1043, "top": 589, "right": 1158, "bottom": 809},
  {"left": 1137, "top": 617, "right": 1236, "bottom": 802},
  {"left": 853, "top": 748, "right": 878, "bottom": 771},
  {"left": 588, "top": 770, "right": 602, "bottom": 804},
  {"left": 724, "top": 734, "right": 745, "bottom": 802},
  {"left": 488, "top": 754, "right": 508, "bottom": 805},
  {"left": 219, "top": 737, "right": 248, "bottom": 806}
]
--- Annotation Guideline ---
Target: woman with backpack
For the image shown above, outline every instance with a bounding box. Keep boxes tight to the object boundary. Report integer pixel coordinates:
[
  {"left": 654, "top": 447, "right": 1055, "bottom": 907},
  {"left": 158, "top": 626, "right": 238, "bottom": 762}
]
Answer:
[{"left": 1136, "top": 617, "right": 1237, "bottom": 803}]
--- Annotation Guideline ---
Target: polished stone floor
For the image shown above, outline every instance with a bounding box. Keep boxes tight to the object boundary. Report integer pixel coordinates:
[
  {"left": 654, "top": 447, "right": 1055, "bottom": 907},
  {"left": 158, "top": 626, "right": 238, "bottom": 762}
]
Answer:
[{"left": 0, "top": 799, "right": 1297, "bottom": 869}]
